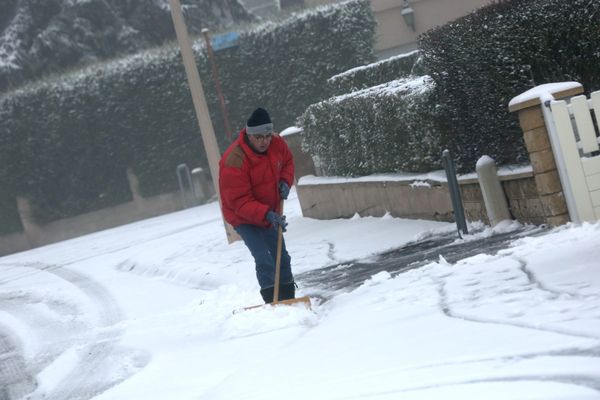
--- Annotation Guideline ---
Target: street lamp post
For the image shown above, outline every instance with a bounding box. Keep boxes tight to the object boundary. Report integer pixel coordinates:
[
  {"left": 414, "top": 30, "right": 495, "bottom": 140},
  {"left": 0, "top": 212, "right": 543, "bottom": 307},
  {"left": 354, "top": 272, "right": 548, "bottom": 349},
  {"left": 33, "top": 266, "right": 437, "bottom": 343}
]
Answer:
[
  {"left": 168, "top": 0, "right": 239, "bottom": 243},
  {"left": 202, "top": 28, "right": 233, "bottom": 141}
]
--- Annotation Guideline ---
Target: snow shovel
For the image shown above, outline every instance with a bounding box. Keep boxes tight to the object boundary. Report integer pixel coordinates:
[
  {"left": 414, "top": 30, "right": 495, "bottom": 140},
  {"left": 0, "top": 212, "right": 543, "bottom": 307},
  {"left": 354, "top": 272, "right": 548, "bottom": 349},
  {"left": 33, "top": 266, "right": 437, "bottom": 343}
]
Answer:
[{"left": 235, "top": 199, "right": 311, "bottom": 313}]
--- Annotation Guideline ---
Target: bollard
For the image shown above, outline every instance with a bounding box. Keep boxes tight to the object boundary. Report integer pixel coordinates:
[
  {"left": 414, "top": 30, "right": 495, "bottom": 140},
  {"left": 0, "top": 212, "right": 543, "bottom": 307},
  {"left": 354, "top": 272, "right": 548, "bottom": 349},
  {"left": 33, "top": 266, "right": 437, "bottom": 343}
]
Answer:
[
  {"left": 476, "top": 155, "right": 511, "bottom": 226},
  {"left": 191, "top": 167, "right": 214, "bottom": 203},
  {"left": 176, "top": 164, "right": 197, "bottom": 208},
  {"left": 442, "top": 150, "right": 468, "bottom": 237}
]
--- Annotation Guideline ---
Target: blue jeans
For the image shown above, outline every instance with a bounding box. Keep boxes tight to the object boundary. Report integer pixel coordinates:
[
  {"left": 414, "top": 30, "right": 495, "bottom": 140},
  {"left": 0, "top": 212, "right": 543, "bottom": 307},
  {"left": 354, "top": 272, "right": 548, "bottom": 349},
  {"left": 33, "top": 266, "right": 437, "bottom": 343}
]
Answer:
[{"left": 234, "top": 224, "right": 293, "bottom": 289}]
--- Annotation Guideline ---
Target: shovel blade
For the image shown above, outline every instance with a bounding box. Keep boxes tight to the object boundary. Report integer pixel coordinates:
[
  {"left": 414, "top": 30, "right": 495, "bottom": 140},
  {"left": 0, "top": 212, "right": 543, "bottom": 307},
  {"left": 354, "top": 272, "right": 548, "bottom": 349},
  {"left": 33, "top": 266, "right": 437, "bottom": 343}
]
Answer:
[{"left": 234, "top": 296, "right": 312, "bottom": 314}]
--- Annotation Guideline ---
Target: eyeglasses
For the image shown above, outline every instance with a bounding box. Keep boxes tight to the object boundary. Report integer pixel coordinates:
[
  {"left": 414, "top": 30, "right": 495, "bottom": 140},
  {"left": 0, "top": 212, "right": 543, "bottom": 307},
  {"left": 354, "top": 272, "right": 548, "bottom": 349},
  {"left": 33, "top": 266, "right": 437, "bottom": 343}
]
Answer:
[{"left": 253, "top": 134, "right": 273, "bottom": 141}]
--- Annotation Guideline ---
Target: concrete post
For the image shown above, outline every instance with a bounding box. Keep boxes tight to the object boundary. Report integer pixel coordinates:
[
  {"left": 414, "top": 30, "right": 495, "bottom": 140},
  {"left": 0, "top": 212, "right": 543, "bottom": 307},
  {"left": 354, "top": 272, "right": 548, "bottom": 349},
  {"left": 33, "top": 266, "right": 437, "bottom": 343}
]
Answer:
[
  {"left": 16, "top": 196, "right": 42, "bottom": 247},
  {"left": 126, "top": 167, "right": 145, "bottom": 209},
  {"left": 476, "top": 155, "right": 511, "bottom": 226},
  {"left": 192, "top": 167, "right": 214, "bottom": 202},
  {"left": 177, "top": 164, "right": 196, "bottom": 208},
  {"left": 508, "top": 84, "right": 584, "bottom": 226}
]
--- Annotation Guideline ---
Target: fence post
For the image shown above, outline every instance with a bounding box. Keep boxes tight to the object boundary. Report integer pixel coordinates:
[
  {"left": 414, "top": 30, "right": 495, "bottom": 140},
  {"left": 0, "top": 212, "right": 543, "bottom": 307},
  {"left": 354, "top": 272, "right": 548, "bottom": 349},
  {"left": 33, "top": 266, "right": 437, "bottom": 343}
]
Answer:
[{"left": 442, "top": 149, "right": 468, "bottom": 237}]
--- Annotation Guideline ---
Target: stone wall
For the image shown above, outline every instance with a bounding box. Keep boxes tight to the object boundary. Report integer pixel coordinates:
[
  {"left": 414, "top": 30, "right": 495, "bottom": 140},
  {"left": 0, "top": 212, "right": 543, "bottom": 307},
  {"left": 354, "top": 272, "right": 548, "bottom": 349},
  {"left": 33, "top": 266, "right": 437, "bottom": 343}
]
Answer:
[
  {"left": 0, "top": 232, "right": 30, "bottom": 257},
  {"left": 502, "top": 176, "right": 545, "bottom": 225},
  {"left": 0, "top": 191, "right": 184, "bottom": 256},
  {"left": 297, "top": 179, "right": 453, "bottom": 221},
  {"left": 297, "top": 170, "right": 547, "bottom": 226},
  {"left": 295, "top": 84, "right": 590, "bottom": 228},
  {"left": 0, "top": 168, "right": 215, "bottom": 256},
  {"left": 460, "top": 182, "right": 488, "bottom": 224}
]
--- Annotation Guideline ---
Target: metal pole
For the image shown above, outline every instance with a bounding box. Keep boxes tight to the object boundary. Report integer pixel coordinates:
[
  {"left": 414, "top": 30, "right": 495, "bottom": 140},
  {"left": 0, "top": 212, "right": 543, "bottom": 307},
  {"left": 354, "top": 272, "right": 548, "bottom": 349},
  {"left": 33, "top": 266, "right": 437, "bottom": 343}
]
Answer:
[
  {"left": 169, "top": 0, "right": 240, "bottom": 243},
  {"left": 202, "top": 29, "right": 233, "bottom": 140},
  {"left": 442, "top": 149, "right": 468, "bottom": 237},
  {"left": 176, "top": 164, "right": 189, "bottom": 208}
]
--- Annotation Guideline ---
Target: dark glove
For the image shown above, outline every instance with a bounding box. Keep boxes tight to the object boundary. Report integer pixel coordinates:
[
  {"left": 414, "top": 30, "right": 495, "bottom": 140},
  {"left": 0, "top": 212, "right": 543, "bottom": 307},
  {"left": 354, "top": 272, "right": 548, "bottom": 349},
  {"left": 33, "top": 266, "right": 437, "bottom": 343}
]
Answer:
[
  {"left": 278, "top": 180, "right": 290, "bottom": 200},
  {"left": 266, "top": 210, "right": 287, "bottom": 232}
]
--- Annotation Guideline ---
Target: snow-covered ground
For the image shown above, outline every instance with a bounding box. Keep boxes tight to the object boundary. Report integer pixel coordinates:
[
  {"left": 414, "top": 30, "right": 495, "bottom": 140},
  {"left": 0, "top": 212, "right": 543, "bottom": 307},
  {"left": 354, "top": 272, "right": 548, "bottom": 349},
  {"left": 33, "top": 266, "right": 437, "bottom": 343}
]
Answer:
[{"left": 1, "top": 189, "right": 599, "bottom": 400}]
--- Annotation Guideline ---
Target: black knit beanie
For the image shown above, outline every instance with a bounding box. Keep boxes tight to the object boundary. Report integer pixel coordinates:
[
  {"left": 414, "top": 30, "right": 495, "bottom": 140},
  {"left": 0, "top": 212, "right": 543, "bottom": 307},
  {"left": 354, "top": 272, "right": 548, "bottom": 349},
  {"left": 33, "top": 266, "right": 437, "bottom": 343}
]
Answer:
[{"left": 246, "top": 108, "right": 273, "bottom": 135}]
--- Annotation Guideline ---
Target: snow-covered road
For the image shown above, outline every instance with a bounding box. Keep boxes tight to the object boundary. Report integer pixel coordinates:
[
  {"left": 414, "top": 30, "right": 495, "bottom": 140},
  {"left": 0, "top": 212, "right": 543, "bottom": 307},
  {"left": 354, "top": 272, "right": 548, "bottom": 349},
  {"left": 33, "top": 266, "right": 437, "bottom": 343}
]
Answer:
[{"left": 1, "top": 192, "right": 599, "bottom": 399}]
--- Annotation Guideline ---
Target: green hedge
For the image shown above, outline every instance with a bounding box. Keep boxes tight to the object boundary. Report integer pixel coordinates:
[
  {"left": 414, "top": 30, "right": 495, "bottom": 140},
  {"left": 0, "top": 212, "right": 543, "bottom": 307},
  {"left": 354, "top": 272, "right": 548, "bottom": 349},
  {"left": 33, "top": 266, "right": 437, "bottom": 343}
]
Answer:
[
  {"left": 299, "top": 76, "right": 440, "bottom": 176},
  {"left": 0, "top": 0, "right": 375, "bottom": 233},
  {"left": 419, "top": 0, "right": 600, "bottom": 172},
  {"left": 0, "top": 0, "right": 255, "bottom": 93},
  {"left": 203, "top": 0, "right": 376, "bottom": 143},
  {"left": 327, "top": 50, "right": 420, "bottom": 96},
  {"left": 301, "top": 0, "right": 599, "bottom": 178}
]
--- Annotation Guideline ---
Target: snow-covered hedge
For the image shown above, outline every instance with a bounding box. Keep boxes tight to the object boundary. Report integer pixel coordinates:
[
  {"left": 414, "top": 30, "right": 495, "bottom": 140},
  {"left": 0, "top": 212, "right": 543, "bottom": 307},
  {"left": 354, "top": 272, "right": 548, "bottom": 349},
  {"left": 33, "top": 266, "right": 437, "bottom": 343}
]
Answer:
[
  {"left": 419, "top": 0, "right": 600, "bottom": 172},
  {"left": 327, "top": 50, "right": 420, "bottom": 96},
  {"left": 0, "top": 0, "right": 375, "bottom": 231},
  {"left": 299, "top": 76, "right": 441, "bottom": 176},
  {"left": 0, "top": 0, "right": 254, "bottom": 92}
]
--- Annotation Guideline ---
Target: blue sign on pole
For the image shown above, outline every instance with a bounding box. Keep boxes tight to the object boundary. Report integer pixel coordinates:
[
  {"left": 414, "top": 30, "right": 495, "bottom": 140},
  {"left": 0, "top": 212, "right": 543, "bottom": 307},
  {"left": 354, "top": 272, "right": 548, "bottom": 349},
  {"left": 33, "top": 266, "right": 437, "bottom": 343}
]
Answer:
[{"left": 212, "top": 31, "right": 240, "bottom": 51}]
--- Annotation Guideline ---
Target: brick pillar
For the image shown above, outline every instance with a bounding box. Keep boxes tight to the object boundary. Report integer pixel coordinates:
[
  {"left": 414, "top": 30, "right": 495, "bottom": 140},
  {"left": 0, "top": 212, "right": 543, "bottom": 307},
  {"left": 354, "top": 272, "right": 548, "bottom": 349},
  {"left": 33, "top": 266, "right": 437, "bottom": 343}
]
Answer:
[{"left": 508, "top": 84, "right": 583, "bottom": 226}]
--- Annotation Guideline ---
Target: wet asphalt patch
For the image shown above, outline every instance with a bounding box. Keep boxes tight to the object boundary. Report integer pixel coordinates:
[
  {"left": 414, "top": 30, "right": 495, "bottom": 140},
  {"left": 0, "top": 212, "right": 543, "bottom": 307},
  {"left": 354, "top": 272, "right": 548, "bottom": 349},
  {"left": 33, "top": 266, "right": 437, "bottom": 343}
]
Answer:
[{"left": 297, "top": 225, "right": 550, "bottom": 299}]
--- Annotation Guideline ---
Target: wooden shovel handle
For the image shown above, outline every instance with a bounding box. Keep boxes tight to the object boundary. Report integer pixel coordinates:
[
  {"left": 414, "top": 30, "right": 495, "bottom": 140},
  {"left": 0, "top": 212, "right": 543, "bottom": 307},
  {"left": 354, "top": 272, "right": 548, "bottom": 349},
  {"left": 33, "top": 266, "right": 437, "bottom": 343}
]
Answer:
[{"left": 272, "top": 199, "right": 284, "bottom": 304}]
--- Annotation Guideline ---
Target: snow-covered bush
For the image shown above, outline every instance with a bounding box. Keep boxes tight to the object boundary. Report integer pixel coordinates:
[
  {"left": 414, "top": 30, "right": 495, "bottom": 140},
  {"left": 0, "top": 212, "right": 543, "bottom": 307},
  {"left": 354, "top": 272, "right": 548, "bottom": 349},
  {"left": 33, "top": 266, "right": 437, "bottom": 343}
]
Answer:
[
  {"left": 209, "top": 0, "right": 376, "bottom": 138},
  {"left": 327, "top": 50, "right": 420, "bottom": 96},
  {"left": 299, "top": 76, "right": 441, "bottom": 176},
  {"left": 0, "top": 0, "right": 375, "bottom": 230},
  {"left": 419, "top": 0, "right": 600, "bottom": 172},
  {"left": 0, "top": 0, "right": 254, "bottom": 92}
]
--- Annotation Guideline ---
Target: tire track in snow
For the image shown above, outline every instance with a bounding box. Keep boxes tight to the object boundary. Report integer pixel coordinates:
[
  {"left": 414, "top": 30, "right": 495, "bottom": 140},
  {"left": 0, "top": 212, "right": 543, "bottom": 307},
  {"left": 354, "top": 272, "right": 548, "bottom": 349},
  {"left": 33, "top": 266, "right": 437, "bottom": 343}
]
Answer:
[
  {"left": 336, "top": 375, "right": 600, "bottom": 399},
  {"left": 430, "top": 258, "right": 600, "bottom": 395},
  {"left": 28, "top": 266, "right": 123, "bottom": 400},
  {"left": 0, "top": 285, "right": 88, "bottom": 399},
  {"left": 0, "top": 218, "right": 220, "bottom": 283},
  {"left": 0, "top": 262, "right": 62, "bottom": 286},
  {"left": 434, "top": 276, "right": 600, "bottom": 340},
  {"left": 1, "top": 264, "right": 147, "bottom": 400},
  {"left": 515, "top": 257, "right": 598, "bottom": 301},
  {"left": 0, "top": 328, "right": 37, "bottom": 400},
  {"left": 433, "top": 255, "right": 600, "bottom": 341}
]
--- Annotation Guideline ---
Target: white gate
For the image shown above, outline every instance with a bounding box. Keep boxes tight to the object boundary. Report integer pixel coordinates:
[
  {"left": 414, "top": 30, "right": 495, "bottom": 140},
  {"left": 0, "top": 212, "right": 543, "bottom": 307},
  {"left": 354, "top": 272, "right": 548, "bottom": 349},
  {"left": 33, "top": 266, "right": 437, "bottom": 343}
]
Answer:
[{"left": 543, "top": 90, "right": 600, "bottom": 223}]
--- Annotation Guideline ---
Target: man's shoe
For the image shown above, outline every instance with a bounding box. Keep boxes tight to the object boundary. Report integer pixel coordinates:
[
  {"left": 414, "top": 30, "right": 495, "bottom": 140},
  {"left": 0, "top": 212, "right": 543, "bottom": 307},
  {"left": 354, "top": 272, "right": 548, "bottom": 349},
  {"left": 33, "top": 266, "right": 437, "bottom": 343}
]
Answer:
[
  {"left": 260, "top": 286, "right": 274, "bottom": 303},
  {"left": 278, "top": 282, "right": 296, "bottom": 301}
]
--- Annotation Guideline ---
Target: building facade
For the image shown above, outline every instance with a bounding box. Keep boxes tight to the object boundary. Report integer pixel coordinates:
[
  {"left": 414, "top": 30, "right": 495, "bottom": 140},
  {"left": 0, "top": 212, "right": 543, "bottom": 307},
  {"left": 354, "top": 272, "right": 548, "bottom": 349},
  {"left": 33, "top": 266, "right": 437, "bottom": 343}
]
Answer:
[
  {"left": 242, "top": 0, "right": 497, "bottom": 58},
  {"left": 369, "top": 0, "right": 495, "bottom": 58}
]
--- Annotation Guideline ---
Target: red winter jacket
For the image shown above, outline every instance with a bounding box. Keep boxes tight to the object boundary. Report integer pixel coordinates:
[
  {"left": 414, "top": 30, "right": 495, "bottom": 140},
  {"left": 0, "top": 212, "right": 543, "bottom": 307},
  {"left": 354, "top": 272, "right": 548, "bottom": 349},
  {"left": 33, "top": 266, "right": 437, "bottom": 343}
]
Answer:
[{"left": 219, "top": 129, "right": 294, "bottom": 228}]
